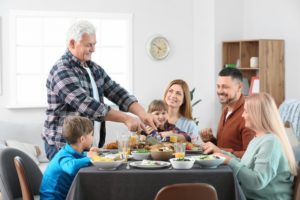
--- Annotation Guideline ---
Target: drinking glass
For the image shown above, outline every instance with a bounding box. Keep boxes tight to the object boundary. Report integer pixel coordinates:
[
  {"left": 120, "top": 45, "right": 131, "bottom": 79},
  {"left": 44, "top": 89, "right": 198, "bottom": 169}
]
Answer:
[
  {"left": 174, "top": 143, "right": 186, "bottom": 159},
  {"left": 129, "top": 132, "right": 139, "bottom": 149},
  {"left": 118, "top": 132, "right": 130, "bottom": 161},
  {"left": 170, "top": 134, "right": 178, "bottom": 143}
]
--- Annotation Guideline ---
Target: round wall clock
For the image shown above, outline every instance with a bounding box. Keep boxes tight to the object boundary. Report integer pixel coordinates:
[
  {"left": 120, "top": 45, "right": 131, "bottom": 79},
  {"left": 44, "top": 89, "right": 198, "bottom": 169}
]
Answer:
[{"left": 146, "top": 35, "right": 170, "bottom": 60}]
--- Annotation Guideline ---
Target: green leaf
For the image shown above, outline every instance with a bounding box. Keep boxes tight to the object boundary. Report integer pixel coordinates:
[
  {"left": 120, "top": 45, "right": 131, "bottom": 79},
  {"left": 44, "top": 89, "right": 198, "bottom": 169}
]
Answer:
[{"left": 192, "top": 99, "right": 202, "bottom": 107}]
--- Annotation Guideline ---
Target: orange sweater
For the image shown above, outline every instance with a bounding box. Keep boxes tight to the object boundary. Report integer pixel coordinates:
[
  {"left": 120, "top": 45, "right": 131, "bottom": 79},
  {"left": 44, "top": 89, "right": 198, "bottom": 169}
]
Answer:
[{"left": 216, "top": 95, "right": 255, "bottom": 158}]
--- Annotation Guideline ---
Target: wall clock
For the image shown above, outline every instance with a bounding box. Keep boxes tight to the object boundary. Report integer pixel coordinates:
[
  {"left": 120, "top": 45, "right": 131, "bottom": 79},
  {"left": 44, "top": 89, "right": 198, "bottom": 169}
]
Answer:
[{"left": 146, "top": 35, "right": 170, "bottom": 60}]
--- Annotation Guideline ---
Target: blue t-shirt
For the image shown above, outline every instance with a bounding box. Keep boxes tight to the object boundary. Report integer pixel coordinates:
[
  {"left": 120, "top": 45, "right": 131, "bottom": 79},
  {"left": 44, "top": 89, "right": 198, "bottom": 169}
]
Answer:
[{"left": 40, "top": 144, "right": 91, "bottom": 200}]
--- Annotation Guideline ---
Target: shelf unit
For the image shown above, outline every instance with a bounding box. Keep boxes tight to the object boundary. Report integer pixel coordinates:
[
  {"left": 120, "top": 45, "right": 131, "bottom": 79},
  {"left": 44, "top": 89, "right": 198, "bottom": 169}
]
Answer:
[{"left": 222, "top": 39, "right": 285, "bottom": 106}]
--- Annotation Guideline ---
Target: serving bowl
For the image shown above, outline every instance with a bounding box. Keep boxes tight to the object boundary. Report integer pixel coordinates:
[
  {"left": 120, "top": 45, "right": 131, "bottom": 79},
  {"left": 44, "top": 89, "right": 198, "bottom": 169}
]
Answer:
[
  {"left": 131, "top": 150, "right": 151, "bottom": 160},
  {"left": 189, "top": 155, "right": 225, "bottom": 168},
  {"left": 169, "top": 158, "right": 195, "bottom": 169},
  {"left": 150, "top": 150, "right": 173, "bottom": 161}
]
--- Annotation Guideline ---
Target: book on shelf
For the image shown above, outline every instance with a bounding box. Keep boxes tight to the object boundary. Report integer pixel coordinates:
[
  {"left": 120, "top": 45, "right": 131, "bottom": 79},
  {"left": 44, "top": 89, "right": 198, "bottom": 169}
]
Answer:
[
  {"left": 242, "top": 78, "right": 249, "bottom": 96},
  {"left": 249, "top": 77, "right": 259, "bottom": 95}
]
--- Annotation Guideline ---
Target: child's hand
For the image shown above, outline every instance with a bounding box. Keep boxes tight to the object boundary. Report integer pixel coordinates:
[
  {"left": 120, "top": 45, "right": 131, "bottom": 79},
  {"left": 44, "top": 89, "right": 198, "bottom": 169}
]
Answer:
[
  {"left": 160, "top": 131, "right": 173, "bottom": 138},
  {"left": 87, "top": 150, "right": 98, "bottom": 158},
  {"left": 145, "top": 125, "right": 155, "bottom": 134},
  {"left": 89, "top": 146, "right": 100, "bottom": 153}
]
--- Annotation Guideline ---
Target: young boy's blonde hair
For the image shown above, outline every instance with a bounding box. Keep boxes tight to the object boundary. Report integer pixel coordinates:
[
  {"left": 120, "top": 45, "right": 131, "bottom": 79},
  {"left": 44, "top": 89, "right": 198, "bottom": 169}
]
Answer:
[
  {"left": 147, "top": 100, "right": 168, "bottom": 113},
  {"left": 63, "top": 116, "right": 93, "bottom": 144}
]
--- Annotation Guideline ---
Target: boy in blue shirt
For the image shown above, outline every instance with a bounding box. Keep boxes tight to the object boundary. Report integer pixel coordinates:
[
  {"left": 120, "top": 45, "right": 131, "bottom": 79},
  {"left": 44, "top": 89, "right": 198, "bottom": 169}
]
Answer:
[{"left": 40, "top": 116, "right": 99, "bottom": 200}]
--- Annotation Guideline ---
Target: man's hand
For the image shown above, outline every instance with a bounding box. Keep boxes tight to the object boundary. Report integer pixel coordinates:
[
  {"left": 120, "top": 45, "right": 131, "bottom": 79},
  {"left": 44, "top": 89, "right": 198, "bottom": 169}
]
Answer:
[
  {"left": 202, "top": 142, "right": 221, "bottom": 154},
  {"left": 124, "top": 115, "right": 144, "bottom": 132},
  {"left": 138, "top": 112, "right": 158, "bottom": 131},
  {"left": 128, "top": 102, "right": 158, "bottom": 131},
  {"left": 200, "top": 128, "right": 214, "bottom": 142}
]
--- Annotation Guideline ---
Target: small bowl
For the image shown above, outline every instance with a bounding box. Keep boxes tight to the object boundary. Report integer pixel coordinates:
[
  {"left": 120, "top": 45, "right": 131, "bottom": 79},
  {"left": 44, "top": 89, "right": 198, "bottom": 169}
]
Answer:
[
  {"left": 190, "top": 155, "right": 225, "bottom": 168},
  {"left": 170, "top": 158, "right": 195, "bottom": 169},
  {"left": 131, "top": 151, "right": 150, "bottom": 160},
  {"left": 151, "top": 150, "right": 173, "bottom": 161}
]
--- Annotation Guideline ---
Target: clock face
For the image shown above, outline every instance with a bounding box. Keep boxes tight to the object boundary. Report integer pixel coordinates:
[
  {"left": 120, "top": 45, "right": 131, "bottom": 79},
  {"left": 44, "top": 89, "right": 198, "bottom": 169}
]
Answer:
[{"left": 147, "top": 36, "right": 170, "bottom": 60}]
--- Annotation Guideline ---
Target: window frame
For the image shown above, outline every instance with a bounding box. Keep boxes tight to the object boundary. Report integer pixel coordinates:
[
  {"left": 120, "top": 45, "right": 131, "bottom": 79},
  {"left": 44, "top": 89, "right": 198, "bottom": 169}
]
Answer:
[{"left": 8, "top": 10, "right": 133, "bottom": 109}]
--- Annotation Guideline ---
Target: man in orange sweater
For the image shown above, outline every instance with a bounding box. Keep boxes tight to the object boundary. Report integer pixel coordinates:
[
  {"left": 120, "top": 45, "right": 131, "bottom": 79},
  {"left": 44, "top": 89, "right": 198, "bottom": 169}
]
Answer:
[{"left": 200, "top": 67, "right": 255, "bottom": 158}]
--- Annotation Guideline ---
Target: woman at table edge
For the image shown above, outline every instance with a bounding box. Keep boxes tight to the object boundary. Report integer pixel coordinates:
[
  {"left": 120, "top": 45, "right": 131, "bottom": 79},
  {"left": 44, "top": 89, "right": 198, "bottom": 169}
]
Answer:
[
  {"left": 163, "top": 79, "right": 199, "bottom": 142},
  {"left": 203, "top": 92, "right": 297, "bottom": 200}
]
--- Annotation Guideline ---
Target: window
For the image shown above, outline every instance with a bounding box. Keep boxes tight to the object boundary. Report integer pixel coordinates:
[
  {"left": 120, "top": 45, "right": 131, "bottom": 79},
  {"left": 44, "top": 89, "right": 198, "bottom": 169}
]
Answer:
[{"left": 8, "top": 10, "right": 132, "bottom": 108}]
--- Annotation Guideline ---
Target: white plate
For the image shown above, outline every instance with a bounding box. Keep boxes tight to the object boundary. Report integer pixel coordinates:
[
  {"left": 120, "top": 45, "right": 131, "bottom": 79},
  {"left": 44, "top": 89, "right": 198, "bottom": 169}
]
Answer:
[
  {"left": 188, "top": 155, "right": 225, "bottom": 168},
  {"left": 92, "top": 160, "right": 124, "bottom": 170},
  {"left": 129, "top": 160, "right": 171, "bottom": 169}
]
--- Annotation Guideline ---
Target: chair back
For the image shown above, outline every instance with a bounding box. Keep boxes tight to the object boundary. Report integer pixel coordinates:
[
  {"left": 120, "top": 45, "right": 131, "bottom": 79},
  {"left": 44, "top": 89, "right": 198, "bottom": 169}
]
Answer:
[
  {"left": 294, "top": 164, "right": 300, "bottom": 200},
  {"left": 154, "top": 183, "right": 218, "bottom": 200},
  {"left": 0, "top": 148, "right": 42, "bottom": 200},
  {"left": 14, "top": 156, "right": 35, "bottom": 200}
]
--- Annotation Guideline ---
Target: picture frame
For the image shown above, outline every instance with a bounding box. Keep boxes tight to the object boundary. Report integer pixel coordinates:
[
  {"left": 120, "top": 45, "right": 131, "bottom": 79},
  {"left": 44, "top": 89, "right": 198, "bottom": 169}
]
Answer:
[{"left": 249, "top": 77, "right": 259, "bottom": 95}]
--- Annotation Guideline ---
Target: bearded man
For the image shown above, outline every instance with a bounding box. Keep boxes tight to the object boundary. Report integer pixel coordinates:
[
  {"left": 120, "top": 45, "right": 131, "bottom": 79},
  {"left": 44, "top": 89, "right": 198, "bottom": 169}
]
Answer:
[{"left": 200, "top": 67, "right": 255, "bottom": 158}]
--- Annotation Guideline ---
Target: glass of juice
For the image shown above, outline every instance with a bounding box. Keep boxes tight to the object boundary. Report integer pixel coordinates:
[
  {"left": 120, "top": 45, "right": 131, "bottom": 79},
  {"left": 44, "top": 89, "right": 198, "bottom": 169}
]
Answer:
[{"left": 174, "top": 143, "right": 186, "bottom": 159}]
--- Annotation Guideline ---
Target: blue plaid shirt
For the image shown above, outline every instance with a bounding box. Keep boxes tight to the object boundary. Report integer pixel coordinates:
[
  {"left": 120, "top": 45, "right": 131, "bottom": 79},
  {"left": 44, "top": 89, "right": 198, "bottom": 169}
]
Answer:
[{"left": 42, "top": 50, "right": 137, "bottom": 148}]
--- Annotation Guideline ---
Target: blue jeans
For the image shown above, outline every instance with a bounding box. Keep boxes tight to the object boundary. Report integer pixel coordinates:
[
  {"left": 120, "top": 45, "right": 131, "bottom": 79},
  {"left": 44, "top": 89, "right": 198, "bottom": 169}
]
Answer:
[{"left": 44, "top": 141, "right": 59, "bottom": 160}]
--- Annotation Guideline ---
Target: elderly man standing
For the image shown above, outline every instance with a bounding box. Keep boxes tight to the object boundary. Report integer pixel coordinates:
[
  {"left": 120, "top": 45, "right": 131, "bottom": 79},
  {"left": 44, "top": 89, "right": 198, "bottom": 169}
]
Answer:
[
  {"left": 42, "top": 20, "right": 156, "bottom": 160},
  {"left": 201, "top": 67, "right": 255, "bottom": 158}
]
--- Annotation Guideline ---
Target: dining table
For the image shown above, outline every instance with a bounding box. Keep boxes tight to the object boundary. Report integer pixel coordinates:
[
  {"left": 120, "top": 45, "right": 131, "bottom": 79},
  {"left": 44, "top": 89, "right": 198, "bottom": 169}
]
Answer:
[{"left": 66, "top": 160, "right": 246, "bottom": 200}]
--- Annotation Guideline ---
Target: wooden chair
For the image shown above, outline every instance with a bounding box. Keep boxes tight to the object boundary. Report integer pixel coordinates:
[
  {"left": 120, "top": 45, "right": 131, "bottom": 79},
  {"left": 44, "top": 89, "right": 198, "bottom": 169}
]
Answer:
[
  {"left": 154, "top": 183, "right": 218, "bottom": 200},
  {"left": 0, "top": 148, "right": 42, "bottom": 200},
  {"left": 14, "top": 156, "right": 36, "bottom": 200}
]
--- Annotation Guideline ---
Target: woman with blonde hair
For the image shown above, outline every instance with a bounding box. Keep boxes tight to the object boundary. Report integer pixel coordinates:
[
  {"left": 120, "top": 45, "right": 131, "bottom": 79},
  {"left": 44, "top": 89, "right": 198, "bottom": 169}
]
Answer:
[
  {"left": 202, "top": 92, "right": 297, "bottom": 200},
  {"left": 163, "top": 79, "right": 198, "bottom": 141}
]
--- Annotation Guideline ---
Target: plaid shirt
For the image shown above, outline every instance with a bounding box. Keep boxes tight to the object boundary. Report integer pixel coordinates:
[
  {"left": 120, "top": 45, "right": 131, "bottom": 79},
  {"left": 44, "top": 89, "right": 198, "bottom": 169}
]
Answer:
[{"left": 42, "top": 50, "right": 137, "bottom": 148}]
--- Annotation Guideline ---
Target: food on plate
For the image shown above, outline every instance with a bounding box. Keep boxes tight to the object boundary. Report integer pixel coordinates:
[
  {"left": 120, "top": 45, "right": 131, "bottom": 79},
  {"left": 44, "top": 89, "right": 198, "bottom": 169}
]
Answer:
[
  {"left": 134, "top": 149, "right": 150, "bottom": 153},
  {"left": 196, "top": 155, "right": 220, "bottom": 160},
  {"left": 105, "top": 141, "right": 118, "bottom": 149},
  {"left": 141, "top": 160, "right": 161, "bottom": 166},
  {"left": 91, "top": 155, "right": 114, "bottom": 162},
  {"left": 185, "top": 142, "right": 200, "bottom": 151},
  {"left": 147, "top": 143, "right": 174, "bottom": 152},
  {"left": 174, "top": 158, "right": 192, "bottom": 161}
]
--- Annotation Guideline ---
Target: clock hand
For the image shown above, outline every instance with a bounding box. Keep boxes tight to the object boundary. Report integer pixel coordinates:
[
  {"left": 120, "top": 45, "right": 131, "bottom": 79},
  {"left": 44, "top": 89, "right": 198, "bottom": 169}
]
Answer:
[{"left": 153, "top": 44, "right": 161, "bottom": 50}]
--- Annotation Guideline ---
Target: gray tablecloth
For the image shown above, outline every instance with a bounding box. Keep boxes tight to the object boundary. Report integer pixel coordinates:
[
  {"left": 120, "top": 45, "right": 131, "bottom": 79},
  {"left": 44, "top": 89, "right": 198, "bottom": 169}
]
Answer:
[{"left": 67, "top": 163, "right": 246, "bottom": 200}]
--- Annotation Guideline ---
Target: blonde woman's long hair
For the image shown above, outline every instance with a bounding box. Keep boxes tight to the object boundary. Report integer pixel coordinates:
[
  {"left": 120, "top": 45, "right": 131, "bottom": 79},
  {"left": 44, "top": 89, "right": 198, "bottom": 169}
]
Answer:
[
  {"left": 163, "top": 79, "right": 193, "bottom": 120},
  {"left": 245, "top": 93, "right": 297, "bottom": 175}
]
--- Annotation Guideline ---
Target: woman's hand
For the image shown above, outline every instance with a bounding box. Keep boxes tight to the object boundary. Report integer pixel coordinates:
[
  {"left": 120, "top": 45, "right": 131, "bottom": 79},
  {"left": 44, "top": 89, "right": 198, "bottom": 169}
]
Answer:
[
  {"left": 202, "top": 142, "right": 221, "bottom": 154},
  {"left": 214, "top": 152, "right": 232, "bottom": 164}
]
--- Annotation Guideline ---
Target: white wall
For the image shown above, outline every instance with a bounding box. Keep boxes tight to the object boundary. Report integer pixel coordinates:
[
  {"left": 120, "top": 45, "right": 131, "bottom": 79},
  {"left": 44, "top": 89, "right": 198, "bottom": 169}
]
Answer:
[
  {"left": 0, "top": 0, "right": 215, "bottom": 144},
  {"left": 1, "top": 0, "right": 300, "bottom": 145},
  {"left": 242, "top": 0, "right": 300, "bottom": 100}
]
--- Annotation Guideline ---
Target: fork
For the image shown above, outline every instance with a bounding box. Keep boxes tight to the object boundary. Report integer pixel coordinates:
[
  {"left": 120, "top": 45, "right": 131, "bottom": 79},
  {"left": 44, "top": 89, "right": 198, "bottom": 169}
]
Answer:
[{"left": 126, "top": 162, "right": 130, "bottom": 169}]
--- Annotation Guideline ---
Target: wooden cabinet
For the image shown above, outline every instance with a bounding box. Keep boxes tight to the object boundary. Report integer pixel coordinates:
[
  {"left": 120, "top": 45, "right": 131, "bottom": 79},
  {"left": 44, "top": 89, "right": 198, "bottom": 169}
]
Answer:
[{"left": 222, "top": 39, "right": 285, "bottom": 106}]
